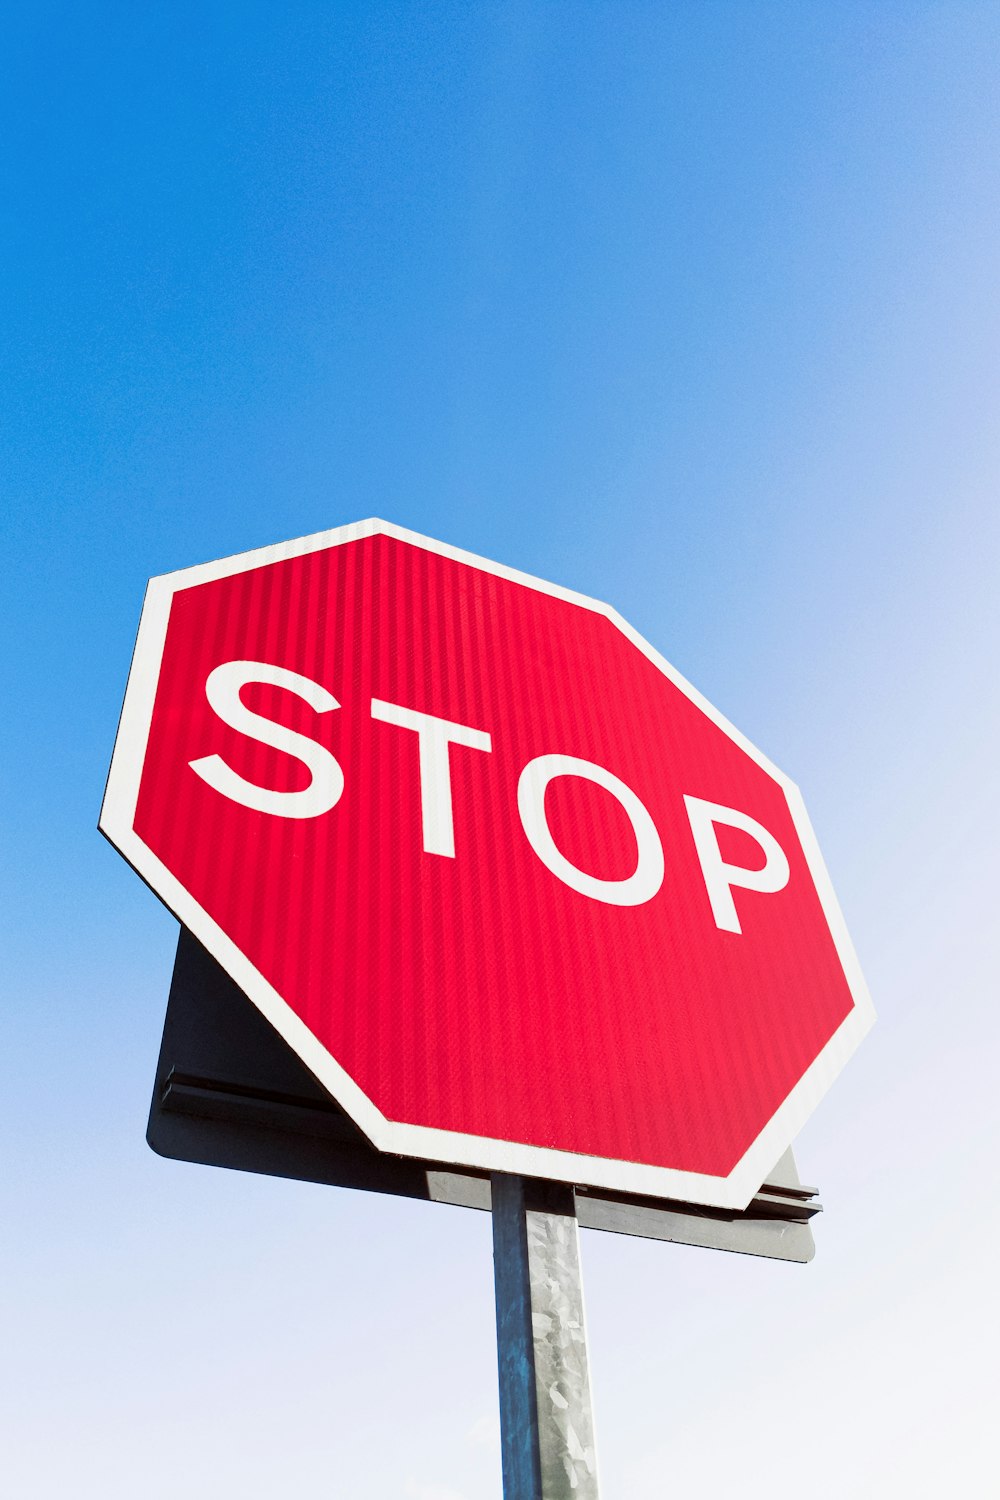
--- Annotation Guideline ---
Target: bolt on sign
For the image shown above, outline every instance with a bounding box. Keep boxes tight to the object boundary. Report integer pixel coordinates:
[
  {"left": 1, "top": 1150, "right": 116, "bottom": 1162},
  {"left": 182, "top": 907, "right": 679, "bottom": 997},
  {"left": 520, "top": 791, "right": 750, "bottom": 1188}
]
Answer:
[{"left": 101, "top": 519, "right": 873, "bottom": 1211}]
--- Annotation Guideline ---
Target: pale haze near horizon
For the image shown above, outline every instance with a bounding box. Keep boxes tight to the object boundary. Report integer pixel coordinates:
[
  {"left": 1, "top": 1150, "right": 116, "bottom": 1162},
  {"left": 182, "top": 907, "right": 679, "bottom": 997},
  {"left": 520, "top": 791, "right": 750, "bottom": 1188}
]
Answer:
[{"left": 3, "top": 6, "right": 998, "bottom": 1497}]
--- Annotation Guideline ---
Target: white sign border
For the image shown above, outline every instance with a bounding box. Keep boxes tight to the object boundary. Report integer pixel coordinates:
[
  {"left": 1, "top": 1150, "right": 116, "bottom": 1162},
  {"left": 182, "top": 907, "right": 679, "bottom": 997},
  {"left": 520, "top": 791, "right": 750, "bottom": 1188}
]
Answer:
[{"left": 101, "top": 518, "right": 875, "bottom": 1211}]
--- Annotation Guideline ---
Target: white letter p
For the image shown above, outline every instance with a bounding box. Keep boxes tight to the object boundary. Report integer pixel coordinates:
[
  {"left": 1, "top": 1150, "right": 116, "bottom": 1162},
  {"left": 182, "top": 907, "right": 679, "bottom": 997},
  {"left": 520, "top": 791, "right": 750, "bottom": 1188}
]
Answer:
[{"left": 683, "top": 796, "right": 790, "bottom": 935}]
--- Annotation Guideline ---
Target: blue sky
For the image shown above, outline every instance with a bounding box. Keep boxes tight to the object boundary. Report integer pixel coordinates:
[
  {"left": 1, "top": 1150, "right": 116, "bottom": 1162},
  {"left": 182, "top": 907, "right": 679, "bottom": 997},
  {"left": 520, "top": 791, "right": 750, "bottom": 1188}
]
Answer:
[{"left": 3, "top": 6, "right": 998, "bottom": 1496}]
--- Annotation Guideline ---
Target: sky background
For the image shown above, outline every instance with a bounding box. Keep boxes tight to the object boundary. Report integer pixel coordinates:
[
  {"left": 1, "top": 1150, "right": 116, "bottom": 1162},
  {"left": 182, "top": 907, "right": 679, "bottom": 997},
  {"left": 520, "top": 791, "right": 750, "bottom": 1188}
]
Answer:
[{"left": 3, "top": 4, "right": 998, "bottom": 1496}]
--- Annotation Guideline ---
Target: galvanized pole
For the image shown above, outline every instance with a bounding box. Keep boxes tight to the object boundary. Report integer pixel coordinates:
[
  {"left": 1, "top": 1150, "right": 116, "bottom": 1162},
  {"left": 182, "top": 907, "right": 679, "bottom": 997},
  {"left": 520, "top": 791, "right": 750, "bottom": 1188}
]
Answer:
[{"left": 491, "top": 1175, "right": 600, "bottom": 1500}]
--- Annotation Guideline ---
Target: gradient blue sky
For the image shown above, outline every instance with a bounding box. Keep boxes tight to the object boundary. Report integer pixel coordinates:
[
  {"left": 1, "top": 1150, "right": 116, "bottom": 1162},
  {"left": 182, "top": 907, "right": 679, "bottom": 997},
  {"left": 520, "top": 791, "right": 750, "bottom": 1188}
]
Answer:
[{"left": 4, "top": 6, "right": 998, "bottom": 1497}]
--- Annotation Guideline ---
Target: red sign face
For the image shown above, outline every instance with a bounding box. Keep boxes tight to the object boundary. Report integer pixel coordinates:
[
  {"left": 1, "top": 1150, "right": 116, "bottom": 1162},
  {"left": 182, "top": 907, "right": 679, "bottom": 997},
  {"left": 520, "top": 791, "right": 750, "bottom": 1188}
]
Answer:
[{"left": 102, "top": 521, "right": 872, "bottom": 1208}]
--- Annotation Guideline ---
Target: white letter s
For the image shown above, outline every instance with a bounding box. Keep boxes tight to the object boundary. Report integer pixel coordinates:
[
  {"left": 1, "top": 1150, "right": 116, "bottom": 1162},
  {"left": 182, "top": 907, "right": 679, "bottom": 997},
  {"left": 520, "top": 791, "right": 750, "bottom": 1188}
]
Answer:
[{"left": 189, "top": 660, "right": 344, "bottom": 819}]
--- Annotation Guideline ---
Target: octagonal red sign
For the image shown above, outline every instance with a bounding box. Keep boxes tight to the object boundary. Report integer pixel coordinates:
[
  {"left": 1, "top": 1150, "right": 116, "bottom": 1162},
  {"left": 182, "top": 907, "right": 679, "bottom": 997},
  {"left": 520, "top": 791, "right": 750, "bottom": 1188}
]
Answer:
[{"left": 101, "top": 520, "right": 873, "bottom": 1208}]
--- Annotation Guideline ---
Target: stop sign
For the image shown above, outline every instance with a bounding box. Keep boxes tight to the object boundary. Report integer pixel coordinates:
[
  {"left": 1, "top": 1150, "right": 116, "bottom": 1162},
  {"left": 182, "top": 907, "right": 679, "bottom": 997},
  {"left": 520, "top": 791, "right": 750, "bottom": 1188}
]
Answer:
[{"left": 102, "top": 519, "right": 872, "bottom": 1209}]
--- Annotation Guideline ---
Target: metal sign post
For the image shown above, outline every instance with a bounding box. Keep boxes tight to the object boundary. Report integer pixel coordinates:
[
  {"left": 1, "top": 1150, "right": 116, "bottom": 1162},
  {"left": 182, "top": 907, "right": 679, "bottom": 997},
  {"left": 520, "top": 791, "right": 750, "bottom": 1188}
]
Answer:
[{"left": 492, "top": 1175, "right": 599, "bottom": 1500}]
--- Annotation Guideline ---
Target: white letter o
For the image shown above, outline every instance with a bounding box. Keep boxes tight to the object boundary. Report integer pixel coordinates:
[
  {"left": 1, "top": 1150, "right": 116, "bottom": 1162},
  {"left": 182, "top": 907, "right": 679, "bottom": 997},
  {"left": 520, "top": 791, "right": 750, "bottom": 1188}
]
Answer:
[{"left": 517, "top": 754, "right": 664, "bottom": 907}]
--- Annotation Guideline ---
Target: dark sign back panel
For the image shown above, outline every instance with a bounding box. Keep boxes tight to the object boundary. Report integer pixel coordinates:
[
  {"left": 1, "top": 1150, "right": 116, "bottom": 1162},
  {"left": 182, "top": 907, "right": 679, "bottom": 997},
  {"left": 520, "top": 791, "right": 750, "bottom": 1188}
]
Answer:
[{"left": 149, "top": 927, "right": 819, "bottom": 1262}]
